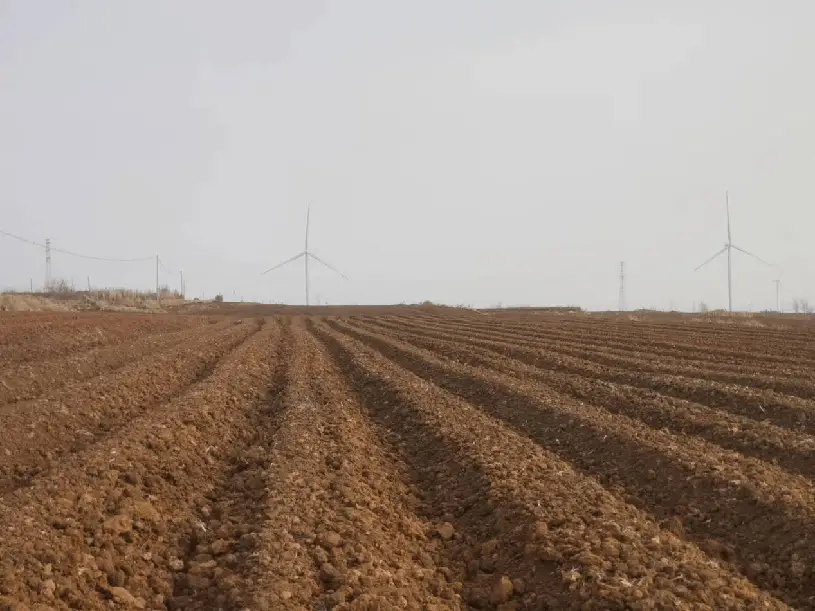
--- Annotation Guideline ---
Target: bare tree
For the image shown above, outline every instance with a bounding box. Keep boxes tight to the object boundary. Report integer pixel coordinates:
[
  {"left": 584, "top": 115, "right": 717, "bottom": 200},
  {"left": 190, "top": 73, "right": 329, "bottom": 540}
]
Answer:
[{"left": 699, "top": 301, "right": 709, "bottom": 314}]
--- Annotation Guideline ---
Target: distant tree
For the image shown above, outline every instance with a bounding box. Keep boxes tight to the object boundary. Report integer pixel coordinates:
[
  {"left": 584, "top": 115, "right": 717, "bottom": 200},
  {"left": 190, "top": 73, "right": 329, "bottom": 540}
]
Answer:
[
  {"left": 793, "top": 299, "right": 802, "bottom": 314},
  {"left": 214, "top": 294, "right": 224, "bottom": 303},
  {"left": 802, "top": 299, "right": 811, "bottom": 314},
  {"left": 699, "top": 301, "right": 709, "bottom": 314}
]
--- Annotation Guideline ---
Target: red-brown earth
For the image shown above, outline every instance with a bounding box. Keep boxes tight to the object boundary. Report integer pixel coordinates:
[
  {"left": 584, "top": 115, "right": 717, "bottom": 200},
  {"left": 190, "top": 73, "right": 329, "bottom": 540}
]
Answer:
[{"left": 1, "top": 308, "right": 814, "bottom": 610}]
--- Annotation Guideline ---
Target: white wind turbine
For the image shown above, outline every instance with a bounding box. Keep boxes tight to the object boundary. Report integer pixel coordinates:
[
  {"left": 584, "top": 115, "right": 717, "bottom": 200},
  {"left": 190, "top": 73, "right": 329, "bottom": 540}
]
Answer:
[
  {"left": 694, "top": 191, "right": 771, "bottom": 312},
  {"left": 261, "top": 206, "right": 349, "bottom": 305}
]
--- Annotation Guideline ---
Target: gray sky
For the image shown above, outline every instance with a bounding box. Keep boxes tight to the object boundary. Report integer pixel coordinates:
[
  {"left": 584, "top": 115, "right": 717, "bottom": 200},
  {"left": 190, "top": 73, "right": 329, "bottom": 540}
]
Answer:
[{"left": 2, "top": 1, "right": 814, "bottom": 310}]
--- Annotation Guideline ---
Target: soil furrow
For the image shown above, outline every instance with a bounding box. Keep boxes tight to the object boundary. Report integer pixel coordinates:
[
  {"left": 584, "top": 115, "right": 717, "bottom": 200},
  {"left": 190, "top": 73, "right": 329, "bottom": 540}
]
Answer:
[
  {"left": 402, "top": 313, "right": 815, "bottom": 368},
  {"left": 394, "top": 313, "right": 815, "bottom": 383},
  {"left": 213, "top": 319, "right": 462, "bottom": 610},
  {"left": 168, "top": 317, "right": 293, "bottom": 610},
  {"left": 0, "top": 321, "right": 231, "bottom": 406},
  {"left": 387, "top": 315, "right": 815, "bottom": 393},
  {"left": 0, "top": 315, "right": 205, "bottom": 366},
  {"left": 0, "top": 318, "right": 282, "bottom": 611},
  {"left": 452, "top": 310, "right": 815, "bottom": 348},
  {"left": 372, "top": 316, "right": 815, "bottom": 435},
  {"left": 0, "top": 321, "right": 259, "bottom": 493},
  {"left": 329, "top": 320, "right": 815, "bottom": 609},
  {"left": 391, "top": 313, "right": 809, "bottom": 370},
  {"left": 356, "top": 318, "right": 815, "bottom": 480},
  {"left": 312, "top": 320, "right": 789, "bottom": 610}
]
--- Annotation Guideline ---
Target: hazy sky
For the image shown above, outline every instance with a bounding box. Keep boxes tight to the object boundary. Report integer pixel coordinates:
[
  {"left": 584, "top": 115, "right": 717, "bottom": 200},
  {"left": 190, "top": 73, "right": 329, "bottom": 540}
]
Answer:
[{"left": 2, "top": 1, "right": 814, "bottom": 310}]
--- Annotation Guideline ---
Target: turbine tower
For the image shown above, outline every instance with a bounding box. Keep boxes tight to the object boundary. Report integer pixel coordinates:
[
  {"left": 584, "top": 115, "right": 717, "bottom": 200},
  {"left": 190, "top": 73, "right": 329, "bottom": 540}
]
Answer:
[
  {"left": 773, "top": 279, "right": 782, "bottom": 313},
  {"left": 694, "top": 191, "right": 770, "bottom": 312},
  {"left": 261, "top": 206, "right": 348, "bottom": 306}
]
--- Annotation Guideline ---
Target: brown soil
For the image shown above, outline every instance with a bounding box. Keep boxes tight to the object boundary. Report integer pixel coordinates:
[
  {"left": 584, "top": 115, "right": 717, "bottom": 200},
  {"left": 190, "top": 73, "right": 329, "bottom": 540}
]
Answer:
[
  {"left": 3, "top": 309, "right": 815, "bottom": 609},
  {"left": 372, "top": 314, "right": 815, "bottom": 434}
]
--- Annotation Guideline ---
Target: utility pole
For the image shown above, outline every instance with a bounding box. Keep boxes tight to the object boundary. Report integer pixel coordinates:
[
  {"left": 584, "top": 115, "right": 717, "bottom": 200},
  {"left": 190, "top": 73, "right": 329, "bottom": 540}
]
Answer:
[
  {"left": 774, "top": 279, "right": 782, "bottom": 313},
  {"left": 45, "top": 238, "right": 52, "bottom": 291},
  {"left": 87, "top": 276, "right": 91, "bottom": 292},
  {"left": 29, "top": 278, "right": 33, "bottom": 293},
  {"left": 618, "top": 261, "right": 626, "bottom": 311}
]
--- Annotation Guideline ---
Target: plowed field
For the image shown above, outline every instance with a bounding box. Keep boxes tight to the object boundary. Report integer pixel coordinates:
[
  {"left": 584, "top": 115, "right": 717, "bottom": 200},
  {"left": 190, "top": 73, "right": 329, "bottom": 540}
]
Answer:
[{"left": 1, "top": 310, "right": 814, "bottom": 610}]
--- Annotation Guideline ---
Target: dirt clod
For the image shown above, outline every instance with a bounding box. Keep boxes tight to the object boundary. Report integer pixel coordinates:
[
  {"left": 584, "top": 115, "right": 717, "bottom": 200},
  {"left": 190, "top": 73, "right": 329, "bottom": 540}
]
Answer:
[
  {"left": 102, "top": 515, "right": 132, "bottom": 536},
  {"left": 109, "top": 586, "right": 146, "bottom": 609},
  {"left": 436, "top": 522, "right": 455, "bottom": 541},
  {"left": 490, "top": 575, "right": 514, "bottom": 605},
  {"left": 318, "top": 531, "right": 343, "bottom": 549}
]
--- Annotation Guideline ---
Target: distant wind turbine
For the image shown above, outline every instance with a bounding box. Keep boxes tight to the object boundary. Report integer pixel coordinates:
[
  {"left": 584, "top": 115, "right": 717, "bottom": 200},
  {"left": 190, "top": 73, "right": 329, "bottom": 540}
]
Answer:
[
  {"left": 694, "top": 191, "right": 771, "bottom": 312},
  {"left": 261, "top": 206, "right": 349, "bottom": 306},
  {"left": 773, "top": 279, "right": 783, "bottom": 313}
]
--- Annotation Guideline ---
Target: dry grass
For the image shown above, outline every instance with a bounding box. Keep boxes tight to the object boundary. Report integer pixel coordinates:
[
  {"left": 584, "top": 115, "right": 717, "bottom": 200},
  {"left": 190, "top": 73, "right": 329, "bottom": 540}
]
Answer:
[
  {"left": 0, "top": 294, "right": 73, "bottom": 312},
  {"left": 0, "top": 288, "right": 185, "bottom": 313}
]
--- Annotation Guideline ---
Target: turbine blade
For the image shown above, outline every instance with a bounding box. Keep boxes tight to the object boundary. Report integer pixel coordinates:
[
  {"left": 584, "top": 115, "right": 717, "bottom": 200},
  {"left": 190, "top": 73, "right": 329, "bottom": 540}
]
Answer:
[
  {"left": 731, "top": 244, "right": 772, "bottom": 267},
  {"left": 261, "top": 251, "right": 306, "bottom": 275},
  {"left": 308, "top": 253, "right": 350, "bottom": 280},
  {"left": 694, "top": 246, "right": 728, "bottom": 272},
  {"left": 726, "top": 191, "right": 732, "bottom": 244}
]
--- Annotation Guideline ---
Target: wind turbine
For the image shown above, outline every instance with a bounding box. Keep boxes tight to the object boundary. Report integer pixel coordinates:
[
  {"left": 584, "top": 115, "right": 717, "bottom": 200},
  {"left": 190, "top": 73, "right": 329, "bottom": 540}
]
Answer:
[
  {"left": 694, "top": 191, "right": 771, "bottom": 312},
  {"left": 261, "top": 206, "right": 349, "bottom": 306},
  {"left": 773, "top": 279, "right": 782, "bottom": 313}
]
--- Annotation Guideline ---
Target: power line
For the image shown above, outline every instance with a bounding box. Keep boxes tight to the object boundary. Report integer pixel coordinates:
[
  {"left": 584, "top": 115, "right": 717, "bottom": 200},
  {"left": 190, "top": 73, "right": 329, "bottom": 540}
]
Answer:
[
  {"left": 0, "top": 229, "right": 46, "bottom": 248},
  {"left": 50, "top": 246, "right": 153, "bottom": 263},
  {"left": 0, "top": 228, "right": 153, "bottom": 262}
]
